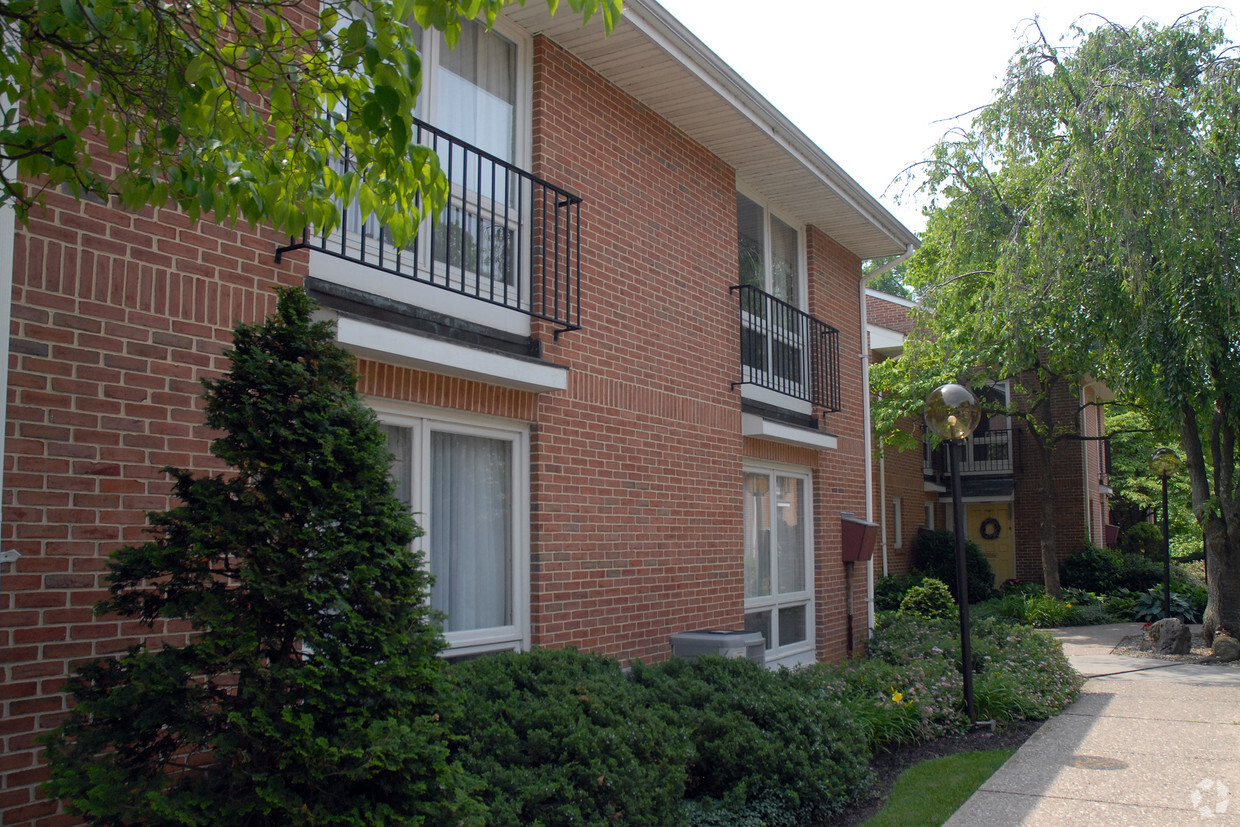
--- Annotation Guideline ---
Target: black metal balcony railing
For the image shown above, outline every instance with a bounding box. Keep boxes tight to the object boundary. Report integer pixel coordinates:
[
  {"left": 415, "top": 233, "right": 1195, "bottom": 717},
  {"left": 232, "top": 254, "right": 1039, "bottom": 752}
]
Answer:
[
  {"left": 923, "top": 428, "right": 1018, "bottom": 475},
  {"left": 276, "top": 116, "right": 582, "bottom": 337},
  {"left": 730, "top": 284, "right": 841, "bottom": 411}
]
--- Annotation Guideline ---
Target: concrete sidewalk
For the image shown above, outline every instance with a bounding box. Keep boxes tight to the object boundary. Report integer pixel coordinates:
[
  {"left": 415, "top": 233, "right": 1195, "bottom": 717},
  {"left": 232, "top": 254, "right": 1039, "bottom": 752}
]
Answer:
[{"left": 947, "top": 623, "right": 1240, "bottom": 825}]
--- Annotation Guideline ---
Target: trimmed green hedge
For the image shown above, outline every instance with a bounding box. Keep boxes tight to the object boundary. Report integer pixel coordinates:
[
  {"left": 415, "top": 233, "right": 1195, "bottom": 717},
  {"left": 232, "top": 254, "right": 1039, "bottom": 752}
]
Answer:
[
  {"left": 443, "top": 615, "right": 1082, "bottom": 826},
  {"left": 631, "top": 656, "right": 870, "bottom": 827},
  {"left": 448, "top": 648, "right": 689, "bottom": 826}
]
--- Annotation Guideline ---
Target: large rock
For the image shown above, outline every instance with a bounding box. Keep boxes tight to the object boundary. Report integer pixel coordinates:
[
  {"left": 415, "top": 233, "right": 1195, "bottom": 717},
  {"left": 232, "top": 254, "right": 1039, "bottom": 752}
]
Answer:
[
  {"left": 1146, "top": 618, "right": 1193, "bottom": 655},
  {"left": 1209, "top": 633, "right": 1240, "bottom": 663}
]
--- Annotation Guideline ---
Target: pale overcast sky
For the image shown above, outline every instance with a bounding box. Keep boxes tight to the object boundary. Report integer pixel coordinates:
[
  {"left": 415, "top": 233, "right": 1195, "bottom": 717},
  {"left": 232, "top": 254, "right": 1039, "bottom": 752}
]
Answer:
[{"left": 655, "top": 1, "right": 1237, "bottom": 234}]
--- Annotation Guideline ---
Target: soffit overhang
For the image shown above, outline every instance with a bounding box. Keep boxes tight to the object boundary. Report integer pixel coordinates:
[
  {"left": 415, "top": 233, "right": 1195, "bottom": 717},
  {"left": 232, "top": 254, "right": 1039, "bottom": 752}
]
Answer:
[{"left": 506, "top": 0, "right": 920, "bottom": 262}]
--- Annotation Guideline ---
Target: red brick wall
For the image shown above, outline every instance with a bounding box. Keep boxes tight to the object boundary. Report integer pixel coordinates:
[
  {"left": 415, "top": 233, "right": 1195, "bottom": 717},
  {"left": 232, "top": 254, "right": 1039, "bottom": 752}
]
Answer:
[
  {"left": 873, "top": 423, "right": 927, "bottom": 577},
  {"left": 865, "top": 292, "right": 916, "bottom": 335},
  {"left": 1, "top": 188, "right": 300, "bottom": 823},
  {"left": 1, "top": 29, "right": 877, "bottom": 827},
  {"left": 805, "top": 228, "right": 870, "bottom": 657},
  {"left": 528, "top": 37, "right": 743, "bottom": 663}
]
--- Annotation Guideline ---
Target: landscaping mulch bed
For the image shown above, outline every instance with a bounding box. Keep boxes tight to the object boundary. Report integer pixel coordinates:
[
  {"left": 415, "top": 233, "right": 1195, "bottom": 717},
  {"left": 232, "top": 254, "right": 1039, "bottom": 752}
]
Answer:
[{"left": 822, "top": 718, "right": 1043, "bottom": 826}]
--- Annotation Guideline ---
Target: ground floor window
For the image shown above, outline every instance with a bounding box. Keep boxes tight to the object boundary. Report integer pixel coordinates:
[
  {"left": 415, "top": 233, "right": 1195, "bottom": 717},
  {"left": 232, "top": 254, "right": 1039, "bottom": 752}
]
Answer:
[
  {"left": 743, "top": 463, "right": 814, "bottom": 663},
  {"left": 374, "top": 402, "right": 529, "bottom": 655}
]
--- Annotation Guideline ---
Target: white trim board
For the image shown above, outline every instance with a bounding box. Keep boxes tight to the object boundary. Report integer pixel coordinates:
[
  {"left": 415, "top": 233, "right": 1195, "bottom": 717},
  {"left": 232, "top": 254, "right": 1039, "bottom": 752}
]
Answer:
[
  {"left": 741, "top": 413, "right": 838, "bottom": 451},
  {"left": 328, "top": 312, "right": 567, "bottom": 393}
]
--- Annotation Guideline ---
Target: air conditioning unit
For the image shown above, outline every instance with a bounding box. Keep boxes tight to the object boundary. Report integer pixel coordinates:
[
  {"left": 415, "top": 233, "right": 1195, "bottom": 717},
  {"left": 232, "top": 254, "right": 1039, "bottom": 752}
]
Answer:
[{"left": 669, "top": 630, "right": 766, "bottom": 665}]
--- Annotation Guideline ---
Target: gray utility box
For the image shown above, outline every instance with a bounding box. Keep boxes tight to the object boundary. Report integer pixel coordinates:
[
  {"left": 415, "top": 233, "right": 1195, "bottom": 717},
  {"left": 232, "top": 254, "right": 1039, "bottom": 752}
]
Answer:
[{"left": 670, "top": 630, "right": 766, "bottom": 665}]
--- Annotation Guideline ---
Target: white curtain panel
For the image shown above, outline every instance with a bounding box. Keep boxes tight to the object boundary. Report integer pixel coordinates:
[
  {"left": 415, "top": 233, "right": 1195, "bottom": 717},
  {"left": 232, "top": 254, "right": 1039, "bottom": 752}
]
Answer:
[{"left": 430, "top": 431, "right": 512, "bottom": 631}]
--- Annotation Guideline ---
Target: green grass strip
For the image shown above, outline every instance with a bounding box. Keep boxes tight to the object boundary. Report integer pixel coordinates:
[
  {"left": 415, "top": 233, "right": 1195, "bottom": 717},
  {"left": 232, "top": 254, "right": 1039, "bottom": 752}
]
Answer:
[{"left": 862, "top": 748, "right": 1015, "bottom": 827}]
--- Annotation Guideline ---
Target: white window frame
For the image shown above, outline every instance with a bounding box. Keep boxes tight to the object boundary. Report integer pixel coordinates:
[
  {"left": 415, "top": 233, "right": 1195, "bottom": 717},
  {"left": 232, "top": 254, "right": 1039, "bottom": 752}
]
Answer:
[
  {"left": 370, "top": 399, "right": 531, "bottom": 656},
  {"left": 735, "top": 184, "right": 808, "bottom": 309},
  {"left": 742, "top": 460, "right": 815, "bottom": 667},
  {"left": 735, "top": 185, "right": 811, "bottom": 414},
  {"left": 311, "top": 15, "right": 535, "bottom": 336}
]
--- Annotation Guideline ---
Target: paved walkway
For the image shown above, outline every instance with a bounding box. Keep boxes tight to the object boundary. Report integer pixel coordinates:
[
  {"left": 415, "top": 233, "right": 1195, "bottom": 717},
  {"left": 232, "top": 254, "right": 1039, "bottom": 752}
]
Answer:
[{"left": 947, "top": 623, "right": 1240, "bottom": 825}]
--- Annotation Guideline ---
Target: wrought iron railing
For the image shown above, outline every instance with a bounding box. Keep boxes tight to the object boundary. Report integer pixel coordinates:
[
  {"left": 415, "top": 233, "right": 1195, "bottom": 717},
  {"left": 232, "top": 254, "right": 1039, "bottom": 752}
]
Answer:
[
  {"left": 730, "top": 284, "right": 841, "bottom": 411},
  {"left": 923, "top": 427, "right": 1017, "bottom": 475},
  {"left": 276, "top": 116, "right": 582, "bottom": 337}
]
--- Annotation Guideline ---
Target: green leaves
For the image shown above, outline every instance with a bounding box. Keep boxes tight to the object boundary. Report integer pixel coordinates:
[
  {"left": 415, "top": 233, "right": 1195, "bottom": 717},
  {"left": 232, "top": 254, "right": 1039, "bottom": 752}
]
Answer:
[
  {"left": 0, "top": 0, "right": 621, "bottom": 245},
  {"left": 895, "top": 13, "right": 1240, "bottom": 625}
]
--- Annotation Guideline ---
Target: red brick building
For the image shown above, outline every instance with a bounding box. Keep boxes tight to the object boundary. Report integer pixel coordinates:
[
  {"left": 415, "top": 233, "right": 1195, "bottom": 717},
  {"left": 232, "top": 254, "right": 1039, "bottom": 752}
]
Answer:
[
  {"left": 0, "top": 2, "right": 919, "bottom": 821},
  {"left": 866, "top": 289, "right": 1113, "bottom": 584}
]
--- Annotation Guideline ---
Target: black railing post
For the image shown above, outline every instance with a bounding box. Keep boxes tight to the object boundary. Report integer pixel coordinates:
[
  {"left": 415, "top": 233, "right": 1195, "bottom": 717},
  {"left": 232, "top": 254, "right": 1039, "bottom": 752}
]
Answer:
[
  {"left": 277, "top": 115, "right": 582, "bottom": 335},
  {"left": 730, "top": 284, "right": 840, "bottom": 411}
]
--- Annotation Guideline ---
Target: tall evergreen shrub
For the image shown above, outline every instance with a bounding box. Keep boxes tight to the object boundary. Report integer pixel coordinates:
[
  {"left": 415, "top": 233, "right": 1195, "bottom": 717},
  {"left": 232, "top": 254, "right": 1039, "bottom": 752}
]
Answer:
[
  {"left": 911, "top": 529, "right": 995, "bottom": 602},
  {"left": 43, "top": 289, "right": 474, "bottom": 825}
]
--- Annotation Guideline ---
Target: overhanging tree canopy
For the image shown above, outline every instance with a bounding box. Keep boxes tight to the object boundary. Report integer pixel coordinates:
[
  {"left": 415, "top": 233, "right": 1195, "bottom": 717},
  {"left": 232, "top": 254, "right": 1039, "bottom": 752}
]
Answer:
[
  {"left": 0, "top": 0, "right": 620, "bottom": 243},
  {"left": 878, "top": 14, "right": 1240, "bottom": 632}
]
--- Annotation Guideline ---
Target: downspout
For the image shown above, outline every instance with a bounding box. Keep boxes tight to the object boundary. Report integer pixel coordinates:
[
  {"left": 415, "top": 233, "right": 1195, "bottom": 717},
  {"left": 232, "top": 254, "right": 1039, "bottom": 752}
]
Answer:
[
  {"left": 879, "top": 453, "right": 888, "bottom": 576},
  {"left": 0, "top": 69, "right": 16, "bottom": 583},
  {"left": 861, "top": 243, "right": 916, "bottom": 633},
  {"left": 1079, "top": 385, "right": 1092, "bottom": 545}
]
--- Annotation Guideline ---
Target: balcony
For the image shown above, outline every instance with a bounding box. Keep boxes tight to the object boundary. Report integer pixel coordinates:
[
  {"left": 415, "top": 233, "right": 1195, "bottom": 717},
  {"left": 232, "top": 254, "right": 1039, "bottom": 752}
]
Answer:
[
  {"left": 923, "top": 428, "right": 1017, "bottom": 476},
  {"left": 730, "top": 284, "right": 841, "bottom": 411},
  {"left": 277, "top": 117, "right": 583, "bottom": 337}
]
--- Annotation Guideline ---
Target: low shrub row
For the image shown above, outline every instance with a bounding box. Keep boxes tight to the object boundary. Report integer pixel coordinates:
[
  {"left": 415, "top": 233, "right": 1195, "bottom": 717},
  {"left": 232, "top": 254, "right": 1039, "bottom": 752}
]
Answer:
[
  {"left": 877, "top": 543, "right": 1207, "bottom": 628},
  {"left": 444, "top": 615, "right": 1081, "bottom": 825}
]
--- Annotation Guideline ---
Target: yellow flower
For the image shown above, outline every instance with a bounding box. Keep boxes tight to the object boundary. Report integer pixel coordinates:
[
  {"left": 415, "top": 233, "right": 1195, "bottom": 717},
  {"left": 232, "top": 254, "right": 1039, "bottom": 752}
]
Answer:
[{"left": 891, "top": 691, "right": 904, "bottom": 704}]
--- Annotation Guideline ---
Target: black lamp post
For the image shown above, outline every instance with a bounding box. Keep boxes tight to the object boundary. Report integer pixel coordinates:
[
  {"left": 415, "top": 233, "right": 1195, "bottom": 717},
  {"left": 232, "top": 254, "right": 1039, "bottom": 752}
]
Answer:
[
  {"left": 925, "top": 384, "right": 982, "bottom": 724},
  {"left": 1149, "top": 447, "right": 1181, "bottom": 619}
]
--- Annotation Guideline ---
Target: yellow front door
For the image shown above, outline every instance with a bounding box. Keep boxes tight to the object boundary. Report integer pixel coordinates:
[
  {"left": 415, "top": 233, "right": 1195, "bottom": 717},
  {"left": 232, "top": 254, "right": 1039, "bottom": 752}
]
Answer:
[{"left": 968, "top": 503, "right": 1015, "bottom": 585}]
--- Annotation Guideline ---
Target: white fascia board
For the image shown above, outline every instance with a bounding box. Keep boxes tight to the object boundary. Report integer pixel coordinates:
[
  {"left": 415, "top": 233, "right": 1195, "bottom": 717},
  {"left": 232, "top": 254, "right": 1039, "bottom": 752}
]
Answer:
[
  {"left": 621, "top": 0, "right": 918, "bottom": 253},
  {"left": 865, "top": 288, "right": 918, "bottom": 309},
  {"left": 741, "top": 412, "right": 838, "bottom": 451},
  {"left": 331, "top": 314, "right": 567, "bottom": 393},
  {"left": 867, "top": 324, "right": 904, "bottom": 355}
]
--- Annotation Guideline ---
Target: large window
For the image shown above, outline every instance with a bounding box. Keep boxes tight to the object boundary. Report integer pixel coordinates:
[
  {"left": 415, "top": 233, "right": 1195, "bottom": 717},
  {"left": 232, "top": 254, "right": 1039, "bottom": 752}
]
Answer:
[
  {"left": 737, "top": 192, "right": 800, "bottom": 307},
  {"left": 327, "top": 16, "right": 533, "bottom": 330},
  {"left": 743, "top": 464, "right": 814, "bottom": 665},
  {"left": 736, "top": 191, "right": 808, "bottom": 397},
  {"left": 415, "top": 18, "right": 524, "bottom": 288},
  {"left": 376, "top": 405, "right": 529, "bottom": 655}
]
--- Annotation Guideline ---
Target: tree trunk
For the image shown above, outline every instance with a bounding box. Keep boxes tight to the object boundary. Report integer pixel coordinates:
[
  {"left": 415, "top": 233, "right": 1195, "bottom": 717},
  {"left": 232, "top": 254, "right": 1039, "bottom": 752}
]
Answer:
[
  {"left": 1182, "top": 406, "right": 1240, "bottom": 640},
  {"left": 1039, "top": 450, "right": 1062, "bottom": 598},
  {"left": 1026, "top": 386, "right": 1063, "bottom": 598},
  {"left": 1202, "top": 513, "right": 1240, "bottom": 639}
]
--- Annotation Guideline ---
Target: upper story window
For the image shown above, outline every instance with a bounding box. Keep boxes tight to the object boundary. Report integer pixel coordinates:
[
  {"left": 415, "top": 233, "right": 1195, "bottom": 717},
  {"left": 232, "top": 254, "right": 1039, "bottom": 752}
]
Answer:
[
  {"left": 735, "top": 190, "right": 832, "bottom": 410},
  {"left": 413, "top": 18, "right": 523, "bottom": 167},
  {"left": 737, "top": 191, "right": 802, "bottom": 310},
  {"left": 298, "top": 15, "right": 585, "bottom": 341}
]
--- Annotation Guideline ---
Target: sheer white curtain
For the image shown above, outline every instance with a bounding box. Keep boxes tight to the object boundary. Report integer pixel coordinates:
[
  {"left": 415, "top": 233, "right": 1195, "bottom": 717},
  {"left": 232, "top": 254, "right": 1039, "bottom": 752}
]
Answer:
[
  {"left": 437, "top": 19, "right": 517, "bottom": 164},
  {"left": 776, "top": 475, "right": 805, "bottom": 594},
  {"left": 429, "top": 431, "right": 512, "bottom": 631}
]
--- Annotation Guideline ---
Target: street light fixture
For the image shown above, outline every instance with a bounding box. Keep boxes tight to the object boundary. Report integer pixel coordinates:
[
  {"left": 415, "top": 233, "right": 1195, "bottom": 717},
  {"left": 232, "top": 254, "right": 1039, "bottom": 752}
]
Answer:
[
  {"left": 1149, "top": 447, "right": 1182, "bottom": 619},
  {"left": 925, "top": 383, "right": 982, "bottom": 724}
]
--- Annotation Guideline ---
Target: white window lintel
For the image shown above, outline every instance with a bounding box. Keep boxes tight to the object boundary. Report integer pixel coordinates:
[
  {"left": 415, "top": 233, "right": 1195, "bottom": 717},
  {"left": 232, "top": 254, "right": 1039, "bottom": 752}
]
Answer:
[
  {"left": 327, "top": 311, "right": 567, "bottom": 393},
  {"left": 741, "top": 412, "right": 837, "bottom": 451}
]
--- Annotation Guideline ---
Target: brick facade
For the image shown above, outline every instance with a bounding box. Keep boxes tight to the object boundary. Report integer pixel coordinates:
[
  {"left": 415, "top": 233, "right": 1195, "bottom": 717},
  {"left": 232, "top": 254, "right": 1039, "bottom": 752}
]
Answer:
[{"left": 1, "top": 7, "right": 915, "bottom": 823}]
